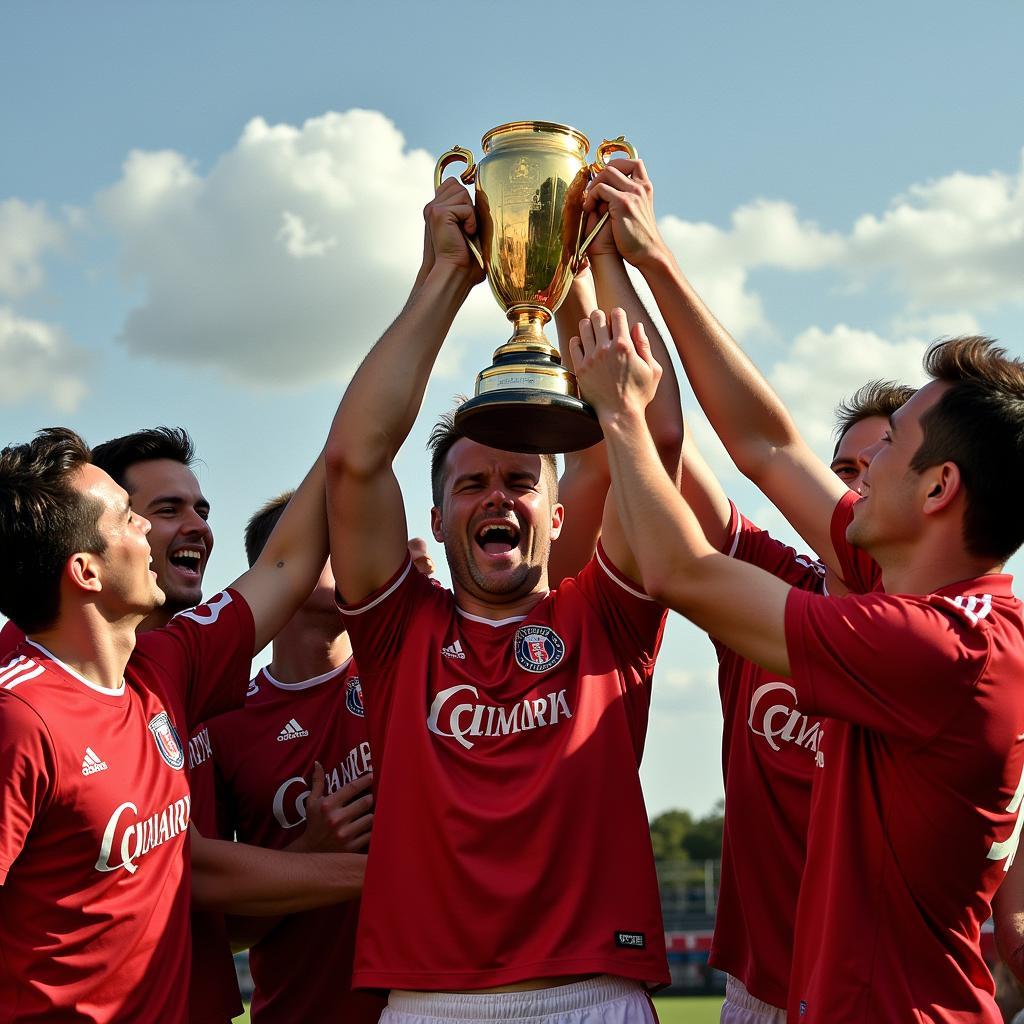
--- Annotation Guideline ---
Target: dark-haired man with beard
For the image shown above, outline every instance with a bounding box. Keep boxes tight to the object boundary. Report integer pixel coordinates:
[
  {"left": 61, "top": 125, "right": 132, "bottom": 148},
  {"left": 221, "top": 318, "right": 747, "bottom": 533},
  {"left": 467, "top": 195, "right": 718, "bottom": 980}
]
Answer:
[{"left": 325, "top": 178, "right": 680, "bottom": 1022}]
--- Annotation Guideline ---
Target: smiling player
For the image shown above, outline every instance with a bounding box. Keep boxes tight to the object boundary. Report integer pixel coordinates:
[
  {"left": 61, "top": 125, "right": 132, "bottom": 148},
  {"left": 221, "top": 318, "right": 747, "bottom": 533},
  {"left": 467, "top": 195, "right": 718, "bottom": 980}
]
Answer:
[{"left": 324, "top": 178, "right": 680, "bottom": 1022}]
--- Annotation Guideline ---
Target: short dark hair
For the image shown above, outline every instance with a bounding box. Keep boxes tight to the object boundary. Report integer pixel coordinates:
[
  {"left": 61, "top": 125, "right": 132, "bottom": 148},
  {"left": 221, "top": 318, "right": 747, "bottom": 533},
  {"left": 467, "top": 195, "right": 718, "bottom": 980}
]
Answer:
[
  {"left": 91, "top": 427, "right": 195, "bottom": 490},
  {"left": 427, "top": 406, "right": 558, "bottom": 507},
  {"left": 910, "top": 336, "right": 1024, "bottom": 563},
  {"left": 244, "top": 491, "right": 294, "bottom": 568},
  {"left": 0, "top": 428, "right": 107, "bottom": 633},
  {"left": 833, "top": 380, "right": 917, "bottom": 458}
]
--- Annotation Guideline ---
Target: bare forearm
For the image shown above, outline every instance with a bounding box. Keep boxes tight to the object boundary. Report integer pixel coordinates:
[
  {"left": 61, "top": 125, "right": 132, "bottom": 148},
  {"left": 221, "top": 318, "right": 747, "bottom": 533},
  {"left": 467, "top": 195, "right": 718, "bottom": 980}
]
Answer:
[
  {"left": 327, "top": 265, "right": 472, "bottom": 475},
  {"left": 637, "top": 250, "right": 796, "bottom": 479},
  {"left": 601, "top": 407, "right": 709, "bottom": 594},
  {"left": 600, "top": 407, "right": 791, "bottom": 676},
  {"left": 191, "top": 835, "right": 365, "bottom": 914},
  {"left": 232, "top": 457, "right": 329, "bottom": 653},
  {"left": 591, "top": 254, "right": 683, "bottom": 471}
]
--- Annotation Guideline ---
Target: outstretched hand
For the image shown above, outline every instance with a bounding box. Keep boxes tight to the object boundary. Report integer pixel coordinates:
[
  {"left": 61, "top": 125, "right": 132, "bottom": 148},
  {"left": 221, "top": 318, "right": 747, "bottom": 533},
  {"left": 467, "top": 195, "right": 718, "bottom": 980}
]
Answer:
[
  {"left": 583, "top": 159, "right": 667, "bottom": 270},
  {"left": 416, "top": 177, "right": 486, "bottom": 288},
  {"left": 570, "top": 307, "right": 662, "bottom": 422}
]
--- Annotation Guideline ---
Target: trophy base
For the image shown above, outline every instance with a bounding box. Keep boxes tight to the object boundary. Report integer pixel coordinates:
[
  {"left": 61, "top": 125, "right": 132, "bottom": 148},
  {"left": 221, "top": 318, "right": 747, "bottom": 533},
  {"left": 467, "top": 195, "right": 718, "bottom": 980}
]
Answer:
[{"left": 455, "top": 391, "right": 603, "bottom": 455}]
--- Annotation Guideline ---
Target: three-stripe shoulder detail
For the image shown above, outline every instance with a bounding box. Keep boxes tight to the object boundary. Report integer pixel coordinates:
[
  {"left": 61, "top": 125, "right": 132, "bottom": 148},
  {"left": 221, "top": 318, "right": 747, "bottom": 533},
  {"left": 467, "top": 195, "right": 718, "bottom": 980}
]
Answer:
[{"left": 0, "top": 655, "right": 45, "bottom": 690}]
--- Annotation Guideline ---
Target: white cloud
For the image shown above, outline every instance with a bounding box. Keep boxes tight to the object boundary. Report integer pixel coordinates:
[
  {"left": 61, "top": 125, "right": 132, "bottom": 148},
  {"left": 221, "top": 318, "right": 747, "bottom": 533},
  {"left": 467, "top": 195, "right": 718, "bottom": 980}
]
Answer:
[
  {"left": 768, "top": 324, "right": 929, "bottom": 450},
  {"left": 97, "top": 109, "right": 494, "bottom": 386},
  {"left": 0, "top": 307, "right": 90, "bottom": 411},
  {"left": 0, "top": 199, "right": 66, "bottom": 297},
  {"left": 656, "top": 200, "right": 843, "bottom": 340},
  {"left": 845, "top": 154, "right": 1024, "bottom": 308}
]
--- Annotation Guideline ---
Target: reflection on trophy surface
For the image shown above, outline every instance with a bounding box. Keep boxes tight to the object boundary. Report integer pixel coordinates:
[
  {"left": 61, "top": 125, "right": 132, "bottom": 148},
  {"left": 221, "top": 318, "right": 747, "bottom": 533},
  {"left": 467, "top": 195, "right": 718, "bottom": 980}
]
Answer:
[{"left": 435, "top": 121, "right": 635, "bottom": 454}]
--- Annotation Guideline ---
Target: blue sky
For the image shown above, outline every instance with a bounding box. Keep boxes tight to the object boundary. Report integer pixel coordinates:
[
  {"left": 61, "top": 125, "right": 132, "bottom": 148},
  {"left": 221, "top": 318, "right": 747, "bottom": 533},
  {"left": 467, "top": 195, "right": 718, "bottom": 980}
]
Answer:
[{"left": 3, "top": 1, "right": 1023, "bottom": 815}]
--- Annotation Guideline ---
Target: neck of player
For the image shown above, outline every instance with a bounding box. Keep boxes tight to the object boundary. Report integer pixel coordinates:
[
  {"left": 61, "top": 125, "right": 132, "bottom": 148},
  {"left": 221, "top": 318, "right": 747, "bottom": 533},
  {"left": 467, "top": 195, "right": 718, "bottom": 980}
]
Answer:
[
  {"left": 878, "top": 534, "right": 1003, "bottom": 596},
  {"left": 30, "top": 608, "right": 139, "bottom": 690},
  {"left": 268, "top": 614, "right": 353, "bottom": 683}
]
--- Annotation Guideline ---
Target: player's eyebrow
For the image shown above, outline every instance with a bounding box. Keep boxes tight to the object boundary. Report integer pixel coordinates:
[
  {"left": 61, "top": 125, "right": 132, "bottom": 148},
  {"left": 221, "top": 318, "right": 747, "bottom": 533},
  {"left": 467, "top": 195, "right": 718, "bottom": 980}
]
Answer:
[
  {"left": 143, "top": 493, "right": 211, "bottom": 513},
  {"left": 507, "top": 470, "right": 539, "bottom": 485},
  {"left": 451, "top": 472, "right": 487, "bottom": 488}
]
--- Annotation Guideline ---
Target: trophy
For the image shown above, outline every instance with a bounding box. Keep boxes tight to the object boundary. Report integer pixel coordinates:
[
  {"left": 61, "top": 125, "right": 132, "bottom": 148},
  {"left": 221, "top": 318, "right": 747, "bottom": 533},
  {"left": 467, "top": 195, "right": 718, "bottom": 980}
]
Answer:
[{"left": 434, "top": 120, "right": 635, "bottom": 454}]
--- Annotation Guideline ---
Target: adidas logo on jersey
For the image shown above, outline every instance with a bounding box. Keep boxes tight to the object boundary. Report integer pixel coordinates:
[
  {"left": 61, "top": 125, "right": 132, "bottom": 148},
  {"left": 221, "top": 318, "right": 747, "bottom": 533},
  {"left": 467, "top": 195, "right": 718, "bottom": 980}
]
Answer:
[
  {"left": 441, "top": 639, "right": 467, "bottom": 660},
  {"left": 82, "top": 747, "right": 109, "bottom": 776},
  {"left": 276, "top": 718, "right": 309, "bottom": 742}
]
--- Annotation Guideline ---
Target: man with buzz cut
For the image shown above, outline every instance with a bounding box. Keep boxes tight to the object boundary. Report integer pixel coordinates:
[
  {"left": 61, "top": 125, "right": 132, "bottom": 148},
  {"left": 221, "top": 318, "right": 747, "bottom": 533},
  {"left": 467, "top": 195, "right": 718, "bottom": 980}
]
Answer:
[
  {"left": 573, "top": 286, "right": 1024, "bottom": 1023},
  {"left": 324, "top": 177, "right": 680, "bottom": 1022},
  {"left": 0, "top": 416, "right": 363, "bottom": 1023}
]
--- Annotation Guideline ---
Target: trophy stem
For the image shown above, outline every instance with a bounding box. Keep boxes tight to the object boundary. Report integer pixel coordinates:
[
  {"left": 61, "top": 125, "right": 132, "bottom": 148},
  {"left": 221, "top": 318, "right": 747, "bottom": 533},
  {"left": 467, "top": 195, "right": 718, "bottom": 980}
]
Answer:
[
  {"left": 493, "top": 304, "right": 560, "bottom": 362},
  {"left": 454, "top": 302, "right": 603, "bottom": 455}
]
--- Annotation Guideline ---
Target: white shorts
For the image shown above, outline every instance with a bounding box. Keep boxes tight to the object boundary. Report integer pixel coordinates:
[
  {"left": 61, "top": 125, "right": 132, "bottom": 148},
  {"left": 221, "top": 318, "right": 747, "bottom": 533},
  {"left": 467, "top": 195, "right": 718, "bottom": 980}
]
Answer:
[
  {"left": 383, "top": 976, "right": 655, "bottom": 1024},
  {"left": 720, "top": 976, "right": 786, "bottom": 1024}
]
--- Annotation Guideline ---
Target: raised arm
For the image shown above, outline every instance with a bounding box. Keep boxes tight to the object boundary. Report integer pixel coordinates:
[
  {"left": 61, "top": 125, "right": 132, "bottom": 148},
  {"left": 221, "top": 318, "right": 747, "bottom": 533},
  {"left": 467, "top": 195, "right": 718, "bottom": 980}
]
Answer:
[
  {"left": 229, "top": 456, "right": 330, "bottom": 654},
  {"left": 550, "top": 222, "right": 684, "bottom": 583},
  {"left": 585, "top": 161, "right": 848, "bottom": 578},
  {"left": 326, "top": 180, "right": 481, "bottom": 603},
  {"left": 571, "top": 308, "right": 791, "bottom": 676}
]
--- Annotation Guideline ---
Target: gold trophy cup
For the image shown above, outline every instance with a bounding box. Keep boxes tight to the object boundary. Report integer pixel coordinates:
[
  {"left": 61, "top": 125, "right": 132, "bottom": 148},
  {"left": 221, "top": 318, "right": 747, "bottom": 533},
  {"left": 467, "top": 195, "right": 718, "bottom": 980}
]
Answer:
[{"left": 435, "top": 120, "right": 635, "bottom": 454}]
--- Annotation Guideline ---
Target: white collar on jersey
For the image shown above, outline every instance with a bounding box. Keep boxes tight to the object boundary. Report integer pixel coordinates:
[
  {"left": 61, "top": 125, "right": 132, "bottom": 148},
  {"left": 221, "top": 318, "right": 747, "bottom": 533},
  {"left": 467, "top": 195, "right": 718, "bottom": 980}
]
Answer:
[
  {"left": 25, "top": 639, "right": 127, "bottom": 697},
  {"left": 455, "top": 606, "right": 534, "bottom": 628},
  {"left": 262, "top": 654, "right": 354, "bottom": 692}
]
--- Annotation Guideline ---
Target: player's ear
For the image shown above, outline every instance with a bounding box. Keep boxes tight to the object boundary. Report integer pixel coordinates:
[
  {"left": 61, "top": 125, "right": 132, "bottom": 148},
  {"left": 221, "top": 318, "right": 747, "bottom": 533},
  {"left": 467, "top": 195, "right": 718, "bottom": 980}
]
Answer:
[
  {"left": 922, "top": 461, "right": 961, "bottom": 516},
  {"left": 430, "top": 506, "right": 445, "bottom": 544},
  {"left": 67, "top": 551, "right": 103, "bottom": 595},
  {"left": 549, "top": 502, "right": 565, "bottom": 540}
]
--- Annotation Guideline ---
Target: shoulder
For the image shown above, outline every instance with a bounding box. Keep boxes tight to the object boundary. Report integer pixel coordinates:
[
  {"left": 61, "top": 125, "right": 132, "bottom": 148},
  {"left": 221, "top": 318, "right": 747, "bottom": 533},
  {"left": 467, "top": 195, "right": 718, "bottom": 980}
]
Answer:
[
  {"left": 0, "top": 651, "right": 67, "bottom": 717},
  {"left": 340, "top": 557, "right": 451, "bottom": 621}
]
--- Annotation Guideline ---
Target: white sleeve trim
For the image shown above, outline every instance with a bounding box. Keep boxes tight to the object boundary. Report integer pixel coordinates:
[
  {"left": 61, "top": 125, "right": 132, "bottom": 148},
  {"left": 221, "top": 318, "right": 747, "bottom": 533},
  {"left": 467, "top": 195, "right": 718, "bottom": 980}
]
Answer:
[
  {"left": 596, "top": 547, "right": 655, "bottom": 602},
  {"left": 339, "top": 561, "right": 412, "bottom": 617}
]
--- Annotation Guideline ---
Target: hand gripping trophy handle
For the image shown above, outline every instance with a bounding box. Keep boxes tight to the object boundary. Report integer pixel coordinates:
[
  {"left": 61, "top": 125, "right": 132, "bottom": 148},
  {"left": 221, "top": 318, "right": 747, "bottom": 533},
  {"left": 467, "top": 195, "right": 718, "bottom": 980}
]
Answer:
[
  {"left": 433, "top": 146, "right": 485, "bottom": 270},
  {"left": 577, "top": 136, "right": 638, "bottom": 259}
]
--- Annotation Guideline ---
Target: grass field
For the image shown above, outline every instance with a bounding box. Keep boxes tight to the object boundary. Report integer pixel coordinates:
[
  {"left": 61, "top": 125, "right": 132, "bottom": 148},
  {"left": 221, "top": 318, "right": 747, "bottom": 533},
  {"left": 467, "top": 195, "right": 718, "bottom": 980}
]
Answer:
[{"left": 232, "top": 996, "right": 724, "bottom": 1023}]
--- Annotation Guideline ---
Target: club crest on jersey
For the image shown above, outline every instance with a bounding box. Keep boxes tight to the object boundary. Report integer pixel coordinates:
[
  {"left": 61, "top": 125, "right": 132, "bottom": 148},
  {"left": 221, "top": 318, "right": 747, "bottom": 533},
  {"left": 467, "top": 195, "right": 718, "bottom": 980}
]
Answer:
[
  {"left": 345, "top": 676, "right": 365, "bottom": 717},
  {"left": 514, "top": 625, "right": 565, "bottom": 673},
  {"left": 148, "top": 712, "right": 185, "bottom": 770}
]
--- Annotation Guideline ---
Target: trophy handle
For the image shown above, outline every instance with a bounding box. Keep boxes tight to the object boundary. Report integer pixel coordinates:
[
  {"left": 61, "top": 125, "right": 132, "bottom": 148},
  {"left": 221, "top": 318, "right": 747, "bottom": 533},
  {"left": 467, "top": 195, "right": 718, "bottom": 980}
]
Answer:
[
  {"left": 433, "top": 146, "right": 485, "bottom": 270},
  {"left": 578, "top": 135, "right": 639, "bottom": 257}
]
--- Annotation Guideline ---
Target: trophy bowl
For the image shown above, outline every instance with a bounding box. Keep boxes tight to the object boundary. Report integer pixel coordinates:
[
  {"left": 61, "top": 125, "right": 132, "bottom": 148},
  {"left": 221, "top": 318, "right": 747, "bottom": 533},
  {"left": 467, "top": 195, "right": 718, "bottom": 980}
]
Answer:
[{"left": 435, "top": 120, "right": 635, "bottom": 454}]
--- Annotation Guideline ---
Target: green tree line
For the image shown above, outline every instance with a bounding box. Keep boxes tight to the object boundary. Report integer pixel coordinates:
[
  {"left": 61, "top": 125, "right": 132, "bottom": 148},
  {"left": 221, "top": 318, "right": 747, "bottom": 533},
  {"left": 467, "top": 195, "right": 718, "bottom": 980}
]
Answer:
[{"left": 650, "top": 801, "right": 724, "bottom": 862}]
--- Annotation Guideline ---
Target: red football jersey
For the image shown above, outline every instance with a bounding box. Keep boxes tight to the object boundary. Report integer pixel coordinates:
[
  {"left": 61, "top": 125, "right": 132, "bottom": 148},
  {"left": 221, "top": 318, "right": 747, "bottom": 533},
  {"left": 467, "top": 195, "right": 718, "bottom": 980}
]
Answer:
[
  {"left": 206, "top": 661, "right": 386, "bottom": 1024},
  {"left": 708, "top": 505, "right": 828, "bottom": 1008},
  {"left": 0, "top": 620, "right": 21, "bottom": 658},
  {"left": 340, "top": 543, "right": 669, "bottom": 990},
  {"left": 784, "top": 499, "right": 1024, "bottom": 1022},
  {"left": 0, "top": 591, "right": 253, "bottom": 1023},
  {"left": 187, "top": 719, "right": 243, "bottom": 1024}
]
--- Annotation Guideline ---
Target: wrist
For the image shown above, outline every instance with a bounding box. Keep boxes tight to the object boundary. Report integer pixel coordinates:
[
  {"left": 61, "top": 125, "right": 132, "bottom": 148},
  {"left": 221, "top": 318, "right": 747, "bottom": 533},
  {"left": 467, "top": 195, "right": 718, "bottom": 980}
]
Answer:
[
  {"left": 424, "top": 260, "right": 477, "bottom": 300},
  {"left": 595, "top": 403, "right": 648, "bottom": 437},
  {"left": 632, "top": 242, "right": 676, "bottom": 277}
]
